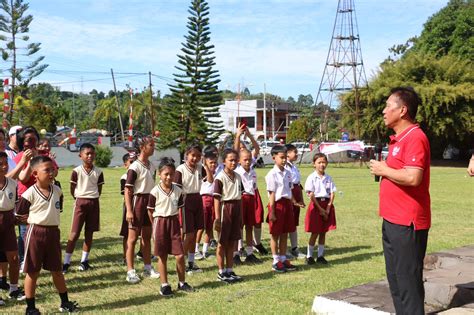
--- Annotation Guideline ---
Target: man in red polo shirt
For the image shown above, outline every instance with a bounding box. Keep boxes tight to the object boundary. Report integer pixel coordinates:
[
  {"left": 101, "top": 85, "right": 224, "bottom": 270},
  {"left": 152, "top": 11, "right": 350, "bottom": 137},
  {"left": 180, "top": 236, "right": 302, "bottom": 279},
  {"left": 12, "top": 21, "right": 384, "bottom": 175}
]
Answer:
[{"left": 370, "top": 87, "right": 430, "bottom": 315}]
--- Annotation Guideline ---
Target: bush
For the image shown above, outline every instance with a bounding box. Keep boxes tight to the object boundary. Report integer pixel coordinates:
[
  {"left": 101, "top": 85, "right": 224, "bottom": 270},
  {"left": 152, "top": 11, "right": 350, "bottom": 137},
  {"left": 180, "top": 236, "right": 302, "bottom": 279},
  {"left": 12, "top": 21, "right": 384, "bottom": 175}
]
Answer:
[{"left": 95, "top": 145, "right": 113, "bottom": 167}]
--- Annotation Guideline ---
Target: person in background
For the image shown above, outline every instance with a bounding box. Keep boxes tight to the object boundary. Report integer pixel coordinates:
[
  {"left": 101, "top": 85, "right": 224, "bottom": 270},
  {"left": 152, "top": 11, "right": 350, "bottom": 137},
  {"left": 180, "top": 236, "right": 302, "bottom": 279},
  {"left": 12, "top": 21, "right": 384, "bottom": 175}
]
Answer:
[{"left": 5, "top": 126, "right": 22, "bottom": 160}]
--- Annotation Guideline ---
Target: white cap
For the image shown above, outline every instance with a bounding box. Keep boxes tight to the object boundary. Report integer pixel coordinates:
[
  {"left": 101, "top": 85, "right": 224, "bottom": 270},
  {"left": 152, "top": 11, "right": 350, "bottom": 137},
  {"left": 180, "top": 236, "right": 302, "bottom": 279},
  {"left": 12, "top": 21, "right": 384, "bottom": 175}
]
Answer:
[{"left": 8, "top": 125, "right": 22, "bottom": 136}]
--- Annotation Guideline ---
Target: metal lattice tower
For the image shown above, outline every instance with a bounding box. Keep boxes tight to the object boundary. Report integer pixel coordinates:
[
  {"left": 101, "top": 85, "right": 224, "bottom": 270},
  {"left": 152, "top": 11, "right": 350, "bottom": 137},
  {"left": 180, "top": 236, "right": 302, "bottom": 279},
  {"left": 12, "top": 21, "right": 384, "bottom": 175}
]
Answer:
[{"left": 315, "top": 0, "right": 368, "bottom": 139}]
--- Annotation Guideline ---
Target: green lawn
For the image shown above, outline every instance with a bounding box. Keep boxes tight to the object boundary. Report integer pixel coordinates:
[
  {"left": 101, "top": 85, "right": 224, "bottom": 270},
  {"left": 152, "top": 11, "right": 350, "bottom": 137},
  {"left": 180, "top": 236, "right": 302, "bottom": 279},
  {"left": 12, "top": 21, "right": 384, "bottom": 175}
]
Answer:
[{"left": 2, "top": 164, "right": 473, "bottom": 314}]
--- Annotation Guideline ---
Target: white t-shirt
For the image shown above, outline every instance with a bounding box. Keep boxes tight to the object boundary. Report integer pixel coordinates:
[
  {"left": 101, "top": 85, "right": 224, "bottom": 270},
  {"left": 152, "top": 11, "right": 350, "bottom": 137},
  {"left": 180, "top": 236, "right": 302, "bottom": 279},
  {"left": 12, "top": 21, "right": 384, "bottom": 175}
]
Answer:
[
  {"left": 304, "top": 171, "right": 337, "bottom": 198},
  {"left": 265, "top": 165, "right": 293, "bottom": 201}
]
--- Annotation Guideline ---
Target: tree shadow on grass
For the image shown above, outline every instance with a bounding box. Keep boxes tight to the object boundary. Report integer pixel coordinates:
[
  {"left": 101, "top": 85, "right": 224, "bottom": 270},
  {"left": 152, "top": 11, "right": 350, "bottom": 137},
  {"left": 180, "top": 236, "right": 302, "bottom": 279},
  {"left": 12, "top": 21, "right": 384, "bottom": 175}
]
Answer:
[
  {"left": 296, "top": 250, "right": 383, "bottom": 272},
  {"left": 79, "top": 293, "right": 164, "bottom": 311}
]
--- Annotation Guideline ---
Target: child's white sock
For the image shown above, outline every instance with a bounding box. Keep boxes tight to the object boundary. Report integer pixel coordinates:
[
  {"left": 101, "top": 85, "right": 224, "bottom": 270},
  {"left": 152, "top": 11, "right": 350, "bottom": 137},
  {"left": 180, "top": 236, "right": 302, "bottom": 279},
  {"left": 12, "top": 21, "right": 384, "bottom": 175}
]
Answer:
[
  {"left": 245, "top": 246, "right": 253, "bottom": 256},
  {"left": 290, "top": 231, "right": 298, "bottom": 249},
  {"left": 227, "top": 267, "right": 233, "bottom": 273},
  {"left": 318, "top": 245, "right": 325, "bottom": 257},
  {"left": 188, "top": 252, "right": 195, "bottom": 263},
  {"left": 279, "top": 255, "right": 286, "bottom": 262},
  {"left": 81, "top": 251, "right": 89, "bottom": 262},
  {"left": 219, "top": 269, "right": 224, "bottom": 274},
  {"left": 9, "top": 284, "right": 18, "bottom": 293},
  {"left": 144, "top": 264, "right": 151, "bottom": 271},
  {"left": 238, "top": 239, "right": 243, "bottom": 250},
  {"left": 254, "top": 227, "right": 262, "bottom": 245},
  {"left": 195, "top": 243, "right": 200, "bottom": 253},
  {"left": 64, "top": 253, "right": 72, "bottom": 264},
  {"left": 161, "top": 282, "right": 169, "bottom": 288},
  {"left": 307, "top": 245, "right": 314, "bottom": 258},
  {"left": 203, "top": 243, "right": 209, "bottom": 255},
  {"left": 272, "top": 255, "right": 279, "bottom": 264}
]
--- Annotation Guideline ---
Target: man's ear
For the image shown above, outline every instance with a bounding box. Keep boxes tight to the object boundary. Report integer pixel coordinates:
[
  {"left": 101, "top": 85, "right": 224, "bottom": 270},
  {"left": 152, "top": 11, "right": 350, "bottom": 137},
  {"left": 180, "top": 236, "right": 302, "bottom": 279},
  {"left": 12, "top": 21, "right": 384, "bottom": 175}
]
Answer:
[
  {"left": 400, "top": 105, "right": 409, "bottom": 119},
  {"left": 31, "top": 169, "right": 38, "bottom": 179}
]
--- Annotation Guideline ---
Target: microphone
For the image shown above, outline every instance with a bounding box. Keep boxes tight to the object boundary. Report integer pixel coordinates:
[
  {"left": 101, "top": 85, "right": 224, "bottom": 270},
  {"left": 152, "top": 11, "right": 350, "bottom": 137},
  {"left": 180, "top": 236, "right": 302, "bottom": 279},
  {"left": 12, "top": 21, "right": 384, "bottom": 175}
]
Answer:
[{"left": 374, "top": 143, "right": 383, "bottom": 182}]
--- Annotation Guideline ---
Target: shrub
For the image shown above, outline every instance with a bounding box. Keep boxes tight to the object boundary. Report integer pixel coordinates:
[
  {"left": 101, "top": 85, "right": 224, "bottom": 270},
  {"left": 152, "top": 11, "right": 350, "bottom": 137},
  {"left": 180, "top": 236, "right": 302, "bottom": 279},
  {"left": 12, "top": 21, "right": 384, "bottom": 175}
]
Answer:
[{"left": 95, "top": 145, "right": 113, "bottom": 167}]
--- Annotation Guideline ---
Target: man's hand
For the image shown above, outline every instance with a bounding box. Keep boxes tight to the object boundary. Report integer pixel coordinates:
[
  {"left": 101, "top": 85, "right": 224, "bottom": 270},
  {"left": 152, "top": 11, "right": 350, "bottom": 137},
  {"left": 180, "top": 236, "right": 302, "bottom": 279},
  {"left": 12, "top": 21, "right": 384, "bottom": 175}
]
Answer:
[
  {"left": 126, "top": 210, "right": 134, "bottom": 225},
  {"left": 369, "top": 159, "right": 387, "bottom": 177}
]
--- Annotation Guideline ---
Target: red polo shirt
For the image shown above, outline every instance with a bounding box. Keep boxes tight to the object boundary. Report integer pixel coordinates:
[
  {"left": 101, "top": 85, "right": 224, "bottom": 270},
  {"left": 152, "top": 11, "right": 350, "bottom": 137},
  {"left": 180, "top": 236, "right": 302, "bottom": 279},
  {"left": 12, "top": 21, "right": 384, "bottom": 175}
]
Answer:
[{"left": 379, "top": 124, "right": 431, "bottom": 230}]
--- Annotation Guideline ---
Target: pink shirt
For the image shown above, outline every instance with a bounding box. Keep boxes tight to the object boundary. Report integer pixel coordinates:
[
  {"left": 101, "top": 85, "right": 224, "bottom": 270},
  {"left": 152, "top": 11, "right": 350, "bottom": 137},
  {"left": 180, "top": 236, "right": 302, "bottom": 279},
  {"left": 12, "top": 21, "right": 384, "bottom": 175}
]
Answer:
[{"left": 379, "top": 124, "right": 431, "bottom": 230}]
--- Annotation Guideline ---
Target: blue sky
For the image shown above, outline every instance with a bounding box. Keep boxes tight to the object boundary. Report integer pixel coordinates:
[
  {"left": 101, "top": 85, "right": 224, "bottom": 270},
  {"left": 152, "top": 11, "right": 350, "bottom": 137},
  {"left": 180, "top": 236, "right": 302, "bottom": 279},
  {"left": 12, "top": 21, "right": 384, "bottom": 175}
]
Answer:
[{"left": 22, "top": 0, "right": 448, "bottom": 99}]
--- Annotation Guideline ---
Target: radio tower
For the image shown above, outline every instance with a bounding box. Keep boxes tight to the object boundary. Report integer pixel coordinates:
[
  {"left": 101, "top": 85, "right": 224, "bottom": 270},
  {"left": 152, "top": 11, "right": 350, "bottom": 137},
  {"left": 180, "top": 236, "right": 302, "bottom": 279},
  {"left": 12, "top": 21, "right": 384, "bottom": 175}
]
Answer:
[{"left": 315, "top": 0, "right": 368, "bottom": 139}]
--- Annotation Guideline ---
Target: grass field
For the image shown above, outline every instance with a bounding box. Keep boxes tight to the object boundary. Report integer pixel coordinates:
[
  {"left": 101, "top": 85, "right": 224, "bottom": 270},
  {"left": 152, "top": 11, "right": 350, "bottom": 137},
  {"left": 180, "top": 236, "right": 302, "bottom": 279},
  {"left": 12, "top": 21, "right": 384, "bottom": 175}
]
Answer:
[{"left": 2, "top": 164, "right": 473, "bottom": 314}]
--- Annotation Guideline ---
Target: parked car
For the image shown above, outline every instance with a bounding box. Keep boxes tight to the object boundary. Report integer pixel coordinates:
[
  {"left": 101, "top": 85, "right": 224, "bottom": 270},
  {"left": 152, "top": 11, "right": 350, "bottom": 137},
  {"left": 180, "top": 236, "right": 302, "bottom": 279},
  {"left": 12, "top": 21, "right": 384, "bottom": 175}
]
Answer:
[
  {"left": 382, "top": 146, "right": 389, "bottom": 160},
  {"left": 291, "top": 142, "right": 311, "bottom": 155},
  {"left": 259, "top": 140, "right": 280, "bottom": 155}
]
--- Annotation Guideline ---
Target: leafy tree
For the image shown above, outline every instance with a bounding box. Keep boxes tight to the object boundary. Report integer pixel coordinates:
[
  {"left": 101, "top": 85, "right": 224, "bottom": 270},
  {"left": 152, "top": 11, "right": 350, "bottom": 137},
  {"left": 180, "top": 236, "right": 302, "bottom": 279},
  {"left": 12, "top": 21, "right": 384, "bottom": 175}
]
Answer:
[
  {"left": 410, "top": 0, "right": 473, "bottom": 59},
  {"left": 0, "top": 0, "right": 48, "bottom": 121},
  {"left": 164, "top": 0, "right": 223, "bottom": 158},
  {"left": 296, "top": 94, "right": 314, "bottom": 107},
  {"left": 286, "top": 118, "right": 310, "bottom": 143}
]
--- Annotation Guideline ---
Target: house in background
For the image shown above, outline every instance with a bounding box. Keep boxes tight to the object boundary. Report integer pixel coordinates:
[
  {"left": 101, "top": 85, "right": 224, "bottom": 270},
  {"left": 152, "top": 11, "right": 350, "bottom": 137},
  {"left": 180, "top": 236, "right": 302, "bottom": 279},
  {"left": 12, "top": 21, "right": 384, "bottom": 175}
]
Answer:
[{"left": 219, "top": 99, "right": 299, "bottom": 141}]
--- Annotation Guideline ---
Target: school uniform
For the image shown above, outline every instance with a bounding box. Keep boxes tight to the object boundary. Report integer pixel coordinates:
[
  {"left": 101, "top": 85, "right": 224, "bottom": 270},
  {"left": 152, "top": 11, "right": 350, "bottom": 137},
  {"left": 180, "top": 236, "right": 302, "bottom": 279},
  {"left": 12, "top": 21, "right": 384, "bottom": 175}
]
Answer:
[
  {"left": 70, "top": 165, "right": 104, "bottom": 233},
  {"left": 200, "top": 173, "right": 215, "bottom": 231},
  {"left": 173, "top": 163, "right": 204, "bottom": 234},
  {"left": 304, "top": 171, "right": 337, "bottom": 233},
  {"left": 265, "top": 165, "right": 295, "bottom": 235},
  {"left": 119, "top": 173, "right": 128, "bottom": 237},
  {"left": 0, "top": 177, "right": 18, "bottom": 252},
  {"left": 147, "top": 184, "right": 184, "bottom": 257},
  {"left": 235, "top": 165, "right": 258, "bottom": 227},
  {"left": 286, "top": 161, "right": 304, "bottom": 226},
  {"left": 213, "top": 171, "right": 243, "bottom": 243},
  {"left": 16, "top": 184, "right": 64, "bottom": 273},
  {"left": 125, "top": 159, "right": 156, "bottom": 231}
]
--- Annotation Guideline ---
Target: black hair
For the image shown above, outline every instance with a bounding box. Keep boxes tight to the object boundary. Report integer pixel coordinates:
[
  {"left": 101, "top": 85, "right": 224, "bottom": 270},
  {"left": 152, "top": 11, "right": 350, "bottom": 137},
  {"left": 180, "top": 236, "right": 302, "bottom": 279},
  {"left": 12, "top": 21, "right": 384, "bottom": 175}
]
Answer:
[
  {"left": 17, "top": 126, "right": 40, "bottom": 151},
  {"left": 285, "top": 144, "right": 297, "bottom": 153},
  {"left": 271, "top": 145, "right": 287, "bottom": 156},
  {"left": 122, "top": 153, "right": 131, "bottom": 163},
  {"left": 313, "top": 153, "right": 328, "bottom": 163},
  {"left": 204, "top": 151, "right": 218, "bottom": 160},
  {"left": 390, "top": 87, "right": 421, "bottom": 121},
  {"left": 185, "top": 143, "right": 202, "bottom": 155},
  {"left": 30, "top": 155, "right": 53, "bottom": 169},
  {"left": 0, "top": 151, "right": 7, "bottom": 159},
  {"left": 79, "top": 143, "right": 95, "bottom": 152},
  {"left": 203, "top": 145, "right": 218, "bottom": 155},
  {"left": 39, "top": 138, "right": 50, "bottom": 145},
  {"left": 158, "top": 157, "right": 176, "bottom": 172},
  {"left": 221, "top": 148, "right": 238, "bottom": 161},
  {"left": 134, "top": 136, "right": 154, "bottom": 153}
]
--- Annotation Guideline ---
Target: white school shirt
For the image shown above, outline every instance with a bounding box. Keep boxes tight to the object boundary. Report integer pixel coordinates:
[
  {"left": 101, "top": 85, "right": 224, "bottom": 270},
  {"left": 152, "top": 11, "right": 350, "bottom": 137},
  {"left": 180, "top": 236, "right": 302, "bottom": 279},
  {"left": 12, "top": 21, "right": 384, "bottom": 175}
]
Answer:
[
  {"left": 126, "top": 160, "right": 156, "bottom": 194},
  {"left": 147, "top": 183, "right": 184, "bottom": 217},
  {"left": 285, "top": 161, "right": 301, "bottom": 185},
  {"left": 265, "top": 165, "right": 293, "bottom": 202},
  {"left": 17, "top": 184, "right": 63, "bottom": 226},
  {"left": 213, "top": 171, "right": 242, "bottom": 201},
  {"left": 0, "top": 177, "right": 17, "bottom": 211},
  {"left": 200, "top": 168, "right": 215, "bottom": 196},
  {"left": 235, "top": 165, "right": 257, "bottom": 195},
  {"left": 70, "top": 165, "right": 104, "bottom": 198},
  {"left": 304, "top": 171, "right": 337, "bottom": 198},
  {"left": 174, "top": 163, "right": 202, "bottom": 194}
]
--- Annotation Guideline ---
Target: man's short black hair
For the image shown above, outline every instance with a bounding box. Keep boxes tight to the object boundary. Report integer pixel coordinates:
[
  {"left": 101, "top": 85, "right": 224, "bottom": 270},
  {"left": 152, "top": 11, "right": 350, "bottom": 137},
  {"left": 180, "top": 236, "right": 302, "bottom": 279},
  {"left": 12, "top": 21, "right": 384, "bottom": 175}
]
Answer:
[
  {"left": 204, "top": 151, "right": 217, "bottom": 160},
  {"left": 17, "top": 126, "right": 40, "bottom": 151},
  {"left": 271, "top": 145, "right": 287, "bottom": 156},
  {"left": 79, "top": 143, "right": 95, "bottom": 152},
  {"left": 0, "top": 151, "right": 7, "bottom": 160},
  {"left": 390, "top": 87, "right": 421, "bottom": 121},
  {"left": 30, "top": 155, "right": 53, "bottom": 169}
]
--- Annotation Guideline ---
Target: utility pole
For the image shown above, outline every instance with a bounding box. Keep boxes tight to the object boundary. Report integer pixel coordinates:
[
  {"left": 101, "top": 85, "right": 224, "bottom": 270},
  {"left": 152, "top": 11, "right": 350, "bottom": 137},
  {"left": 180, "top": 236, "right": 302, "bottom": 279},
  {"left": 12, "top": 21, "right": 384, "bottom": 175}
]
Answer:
[
  {"left": 271, "top": 101, "right": 275, "bottom": 140},
  {"left": 111, "top": 69, "right": 125, "bottom": 142},
  {"left": 263, "top": 83, "right": 267, "bottom": 142},
  {"left": 149, "top": 72, "right": 155, "bottom": 135}
]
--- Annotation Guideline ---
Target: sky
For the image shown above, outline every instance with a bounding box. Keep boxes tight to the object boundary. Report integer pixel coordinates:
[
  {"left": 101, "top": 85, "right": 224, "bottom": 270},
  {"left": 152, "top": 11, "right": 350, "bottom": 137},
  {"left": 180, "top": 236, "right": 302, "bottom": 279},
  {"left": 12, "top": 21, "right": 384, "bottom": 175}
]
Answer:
[{"left": 16, "top": 0, "right": 449, "bottom": 99}]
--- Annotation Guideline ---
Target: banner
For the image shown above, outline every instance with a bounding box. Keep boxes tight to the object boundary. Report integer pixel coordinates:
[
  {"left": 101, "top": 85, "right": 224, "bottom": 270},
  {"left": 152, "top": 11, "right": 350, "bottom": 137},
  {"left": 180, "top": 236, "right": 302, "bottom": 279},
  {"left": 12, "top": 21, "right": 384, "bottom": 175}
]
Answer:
[{"left": 318, "top": 141, "right": 365, "bottom": 155}]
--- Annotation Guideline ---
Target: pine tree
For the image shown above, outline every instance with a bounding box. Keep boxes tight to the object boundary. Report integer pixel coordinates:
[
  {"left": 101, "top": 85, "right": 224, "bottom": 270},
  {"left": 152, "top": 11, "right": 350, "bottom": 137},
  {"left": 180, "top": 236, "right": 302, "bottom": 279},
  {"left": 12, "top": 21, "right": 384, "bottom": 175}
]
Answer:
[
  {"left": 0, "top": 0, "right": 48, "bottom": 122},
  {"left": 165, "top": 0, "right": 223, "bottom": 157}
]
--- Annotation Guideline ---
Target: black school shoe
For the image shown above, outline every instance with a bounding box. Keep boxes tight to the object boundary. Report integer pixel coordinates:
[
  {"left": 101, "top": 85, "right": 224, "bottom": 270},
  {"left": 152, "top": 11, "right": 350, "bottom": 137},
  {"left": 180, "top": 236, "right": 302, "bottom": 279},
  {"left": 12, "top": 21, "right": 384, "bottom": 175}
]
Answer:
[
  {"left": 59, "top": 300, "right": 79, "bottom": 313},
  {"left": 177, "top": 282, "right": 194, "bottom": 292},
  {"left": 62, "top": 263, "right": 70, "bottom": 274},
  {"left": 306, "top": 257, "right": 316, "bottom": 265},
  {"left": 25, "top": 307, "right": 41, "bottom": 315},
  {"left": 245, "top": 253, "right": 262, "bottom": 264},
  {"left": 253, "top": 243, "right": 269, "bottom": 255},
  {"left": 233, "top": 254, "right": 242, "bottom": 265},
  {"left": 159, "top": 285, "right": 173, "bottom": 297},
  {"left": 9, "top": 288, "right": 26, "bottom": 301},
  {"left": 79, "top": 260, "right": 92, "bottom": 271},
  {"left": 317, "top": 256, "right": 328, "bottom": 264},
  {"left": 217, "top": 272, "right": 235, "bottom": 283},
  {"left": 0, "top": 281, "right": 9, "bottom": 291}
]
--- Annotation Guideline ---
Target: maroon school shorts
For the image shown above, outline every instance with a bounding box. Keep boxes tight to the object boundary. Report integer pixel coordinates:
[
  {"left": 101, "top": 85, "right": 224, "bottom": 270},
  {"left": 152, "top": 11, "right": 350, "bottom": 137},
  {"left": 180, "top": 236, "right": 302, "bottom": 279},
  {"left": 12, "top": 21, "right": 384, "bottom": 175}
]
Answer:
[
  {"left": 241, "top": 194, "right": 257, "bottom": 227},
  {"left": 0, "top": 210, "right": 18, "bottom": 252},
  {"left": 153, "top": 215, "right": 184, "bottom": 257},
  {"left": 71, "top": 198, "right": 100, "bottom": 233},
  {"left": 179, "top": 193, "right": 204, "bottom": 234},
  {"left": 129, "top": 194, "right": 152, "bottom": 232},
  {"left": 305, "top": 199, "right": 336, "bottom": 234},
  {"left": 254, "top": 188, "right": 264, "bottom": 225},
  {"left": 24, "top": 225, "right": 62, "bottom": 273},
  {"left": 291, "top": 184, "right": 304, "bottom": 226},
  {"left": 218, "top": 200, "right": 242, "bottom": 244},
  {"left": 119, "top": 203, "right": 128, "bottom": 238},
  {"left": 202, "top": 195, "right": 215, "bottom": 231},
  {"left": 267, "top": 198, "right": 296, "bottom": 235}
]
